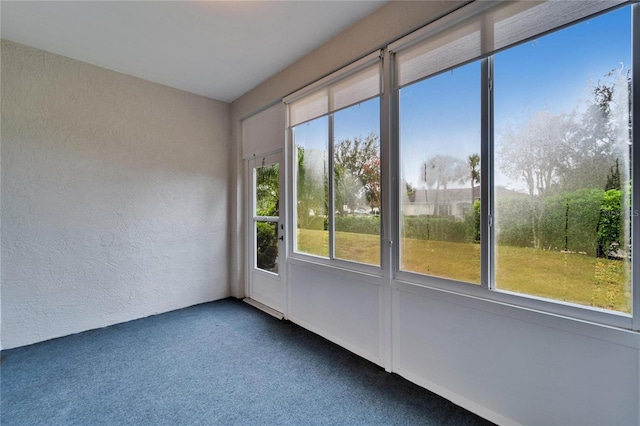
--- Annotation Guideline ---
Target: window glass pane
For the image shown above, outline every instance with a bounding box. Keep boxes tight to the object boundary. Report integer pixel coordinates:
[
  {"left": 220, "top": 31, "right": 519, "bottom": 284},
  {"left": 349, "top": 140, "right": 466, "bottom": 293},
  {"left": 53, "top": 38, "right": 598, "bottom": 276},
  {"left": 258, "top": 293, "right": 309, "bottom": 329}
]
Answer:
[
  {"left": 255, "top": 163, "right": 279, "bottom": 217},
  {"left": 333, "top": 98, "right": 381, "bottom": 266},
  {"left": 293, "top": 116, "right": 329, "bottom": 257},
  {"left": 399, "top": 61, "right": 481, "bottom": 284},
  {"left": 493, "top": 7, "right": 632, "bottom": 313},
  {"left": 256, "top": 221, "right": 278, "bottom": 273}
]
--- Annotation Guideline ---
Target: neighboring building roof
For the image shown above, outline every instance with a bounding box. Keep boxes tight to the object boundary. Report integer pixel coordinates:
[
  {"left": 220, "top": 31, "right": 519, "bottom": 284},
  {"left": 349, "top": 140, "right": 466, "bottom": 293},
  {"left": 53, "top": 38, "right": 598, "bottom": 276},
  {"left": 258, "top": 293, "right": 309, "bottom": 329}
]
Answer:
[{"left": 407, "top": 186, "right": 526, "bottom": 204}]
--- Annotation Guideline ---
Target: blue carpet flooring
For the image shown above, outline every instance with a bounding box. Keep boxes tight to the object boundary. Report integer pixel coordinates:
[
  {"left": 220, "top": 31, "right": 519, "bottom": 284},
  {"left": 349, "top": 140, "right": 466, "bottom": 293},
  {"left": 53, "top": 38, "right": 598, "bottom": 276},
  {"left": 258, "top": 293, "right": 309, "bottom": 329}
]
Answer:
[{"left": 2, "top": 298, "right": 493, "bottom": 425}]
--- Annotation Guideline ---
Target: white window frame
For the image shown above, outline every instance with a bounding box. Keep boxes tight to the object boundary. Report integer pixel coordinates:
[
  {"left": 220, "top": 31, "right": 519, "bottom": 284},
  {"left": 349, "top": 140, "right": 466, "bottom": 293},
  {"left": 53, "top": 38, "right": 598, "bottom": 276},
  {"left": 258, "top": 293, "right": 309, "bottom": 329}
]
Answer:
[
  {"left": 276, "top": 0, "right": 639, "bottom": 331},
  {"left": 284, "top": 51, "right": 385, "bottom": 276},
  {"left": 389, "top": 0, "right": 638, "bottom": 330}
]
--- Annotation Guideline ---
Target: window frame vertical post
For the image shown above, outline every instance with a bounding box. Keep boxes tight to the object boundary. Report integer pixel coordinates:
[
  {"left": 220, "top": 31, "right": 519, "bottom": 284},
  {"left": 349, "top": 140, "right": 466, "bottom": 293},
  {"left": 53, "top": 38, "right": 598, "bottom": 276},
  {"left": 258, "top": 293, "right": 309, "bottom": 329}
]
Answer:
[
  {"left": 328, "top": 115, "right": 335, "bottom": 259},
  {"left": 632, "top": 2, "right": 639, "bottom": 330},
  {"left": 379, "top": 53, "right": 391, "bottom": 275},
  {"left": 380, "top": 48, "right": 394, "bottom": 372},
  {"left": 481, "top": 57, "right": 494, "bottom": 290}
]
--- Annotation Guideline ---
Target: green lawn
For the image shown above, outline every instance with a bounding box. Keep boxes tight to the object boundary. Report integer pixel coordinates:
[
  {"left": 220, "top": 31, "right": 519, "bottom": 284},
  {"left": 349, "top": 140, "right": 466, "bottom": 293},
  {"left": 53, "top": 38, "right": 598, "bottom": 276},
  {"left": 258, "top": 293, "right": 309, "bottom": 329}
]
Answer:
[
  {"left": 296, "top": 228, "right": 381, "bottom": 266},
  {"left": 296, "top": 228, "right": 631, "bottom": 313}
]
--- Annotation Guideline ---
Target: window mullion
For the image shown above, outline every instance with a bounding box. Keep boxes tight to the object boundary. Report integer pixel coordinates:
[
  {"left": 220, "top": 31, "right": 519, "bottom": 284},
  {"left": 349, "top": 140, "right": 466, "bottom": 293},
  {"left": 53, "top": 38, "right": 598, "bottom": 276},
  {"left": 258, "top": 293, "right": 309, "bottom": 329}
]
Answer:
[
  {"left": 632, "top": 2, "right": 640, "bottom": 330},
  {"left": 381, "top": 52, "right": 393, "bottom": 275},
  {"left": 481, "top": 56, "right": 494, "bottom": 291},
  {"left": 328, "top": 114, "right": 336, "bottom": 260}
]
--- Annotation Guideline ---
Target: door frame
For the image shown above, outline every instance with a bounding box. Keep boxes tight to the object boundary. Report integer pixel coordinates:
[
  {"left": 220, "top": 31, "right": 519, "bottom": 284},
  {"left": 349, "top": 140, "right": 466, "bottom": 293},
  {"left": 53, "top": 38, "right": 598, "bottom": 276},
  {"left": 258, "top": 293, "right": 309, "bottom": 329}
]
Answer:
[{"left": 246, "top": 150, "right": 287, "bottom": 317}]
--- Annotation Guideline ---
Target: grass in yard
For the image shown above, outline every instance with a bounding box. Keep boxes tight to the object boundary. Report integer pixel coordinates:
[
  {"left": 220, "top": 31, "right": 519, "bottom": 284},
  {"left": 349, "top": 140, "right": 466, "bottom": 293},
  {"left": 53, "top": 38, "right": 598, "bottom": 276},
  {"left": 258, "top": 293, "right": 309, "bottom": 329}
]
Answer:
[
  {"left": 296, "top": 228, "right": 380, "bottom": 265},
  {"left": 297, "top": 229, "right": 329, "bottom": 257},
  {"left": 296, "top": 228, "right": 631, "bottom": 313},
  {"left": 336, "top": 232, "right": 380, "bottom": 265},
  {"left": 495, "top": 246, "right": 631, "bottom": 313},
  {"left": 401, "top": 238, "right": 481, "bottom": 284}
]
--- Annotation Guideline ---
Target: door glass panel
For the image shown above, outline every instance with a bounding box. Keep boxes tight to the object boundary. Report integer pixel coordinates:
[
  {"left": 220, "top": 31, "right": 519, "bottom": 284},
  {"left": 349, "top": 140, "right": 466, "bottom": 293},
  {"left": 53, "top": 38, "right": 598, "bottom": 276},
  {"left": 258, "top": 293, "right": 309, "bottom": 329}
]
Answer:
[
  {"left": 256, "top": 163, "right": 280, "bottom": 217},
  {"left": 256, "top": 221, "right": 279, "bottom": 273},
  {"left": 254, "top": 160, "right": 280, "bottom": 274}
]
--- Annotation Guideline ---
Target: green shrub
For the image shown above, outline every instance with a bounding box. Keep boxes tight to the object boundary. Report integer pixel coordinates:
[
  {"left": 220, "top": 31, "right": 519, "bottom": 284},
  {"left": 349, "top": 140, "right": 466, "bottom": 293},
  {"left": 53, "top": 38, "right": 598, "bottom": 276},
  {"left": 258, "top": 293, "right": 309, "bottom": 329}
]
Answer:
[
  {"left": 495, "top": 196, "right": 534, "bottom": 247},
  {"left": 565, "top": 188, "right": 603, "bottom": 255},
  {"left": 335, "top": 215, "right": 380, "bottom": 235},
  {"left": 402, "top": 216, "right": 467, "bottom": 242},
  {"left": 540, "top": 194, "right": 568, "bottom": 251},
  {"left": 497, "top": 188, "right": 610, "bottom": 256},
  {"left": 464, "top": 200, "right": 481, "bottom": 243},
  {"left": 256, "top": 222, "right": 277, "bottom": 269},
  {"left": 295, "top": 187, "right": 625, "bottom": 259},
  {"left": 298, "top": 215, "right": 326, "bottom": 231},
  {"left": 597, "top": 188, "right": 622, "bottom": 257},
  {"left": 540, "top": 189, "right": 603, "bottom": 256}
]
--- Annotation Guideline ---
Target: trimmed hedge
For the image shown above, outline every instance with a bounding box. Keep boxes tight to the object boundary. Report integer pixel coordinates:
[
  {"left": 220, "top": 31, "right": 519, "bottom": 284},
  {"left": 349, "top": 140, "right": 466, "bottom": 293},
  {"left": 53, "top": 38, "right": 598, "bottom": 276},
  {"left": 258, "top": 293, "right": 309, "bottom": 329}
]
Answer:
[
  {"left": 465, "top": 200, "right": 481, "bottom": 243},
  {"left": 402, "top": 216, "right": 467, "bottom": 242},
  {"left": 335, "top": 215, "right": 380, "bottom": 235},
  {"left": 497, "top": 188, "right": 625, "bottom": 257},
  {"left": 301, "top": 214, "right": 473, "bottom": 242},
  {"left": 540, "top": 189, "right": 603, "bottom": 255},
  {"left": 495, "top": 196, "right": 534, "bottom": 247},
  {"left": 294, "top": 187, "right": 625, "bottom": 258},
  {"left": 597, "top": 189, "right": 624, "bottom": 257},
  {"left": 297, "top": 215, "right": 326, "bottom": 231}
]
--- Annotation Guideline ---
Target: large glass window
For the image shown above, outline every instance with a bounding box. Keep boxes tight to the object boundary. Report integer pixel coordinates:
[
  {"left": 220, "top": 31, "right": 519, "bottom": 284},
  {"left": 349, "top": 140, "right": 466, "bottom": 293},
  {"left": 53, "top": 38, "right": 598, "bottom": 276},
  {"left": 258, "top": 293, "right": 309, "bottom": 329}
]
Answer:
[
  {"left": 493, "top": 7, "right": 632, "bottom": 313},
  {"left": 288, "top": 54, "right": 382, "bottom": 267},
  {"left": 392, "top": 1, "right": 635, "bottom": 321},
  {"left": 399, "top": 61, "right": 481, "bottom": 284},
  {"left": 333, "top": 99, "right": 381, "bottom": 265},
  {"left": 294, "top": 116, "right": 329, "bottom": 257},
  {"left": 293, "top": 100, "right": 381, "bottom": 265},
  {"left": 283, "top": 1, "right": 637, "bottom": 325}
]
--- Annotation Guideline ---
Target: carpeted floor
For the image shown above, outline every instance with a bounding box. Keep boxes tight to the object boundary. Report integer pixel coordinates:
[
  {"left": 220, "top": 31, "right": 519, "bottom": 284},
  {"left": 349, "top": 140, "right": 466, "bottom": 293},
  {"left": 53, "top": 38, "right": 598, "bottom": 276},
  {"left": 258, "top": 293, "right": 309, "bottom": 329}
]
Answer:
[{"left": 1, "top": 298, "right": 493, "bottom": 425}]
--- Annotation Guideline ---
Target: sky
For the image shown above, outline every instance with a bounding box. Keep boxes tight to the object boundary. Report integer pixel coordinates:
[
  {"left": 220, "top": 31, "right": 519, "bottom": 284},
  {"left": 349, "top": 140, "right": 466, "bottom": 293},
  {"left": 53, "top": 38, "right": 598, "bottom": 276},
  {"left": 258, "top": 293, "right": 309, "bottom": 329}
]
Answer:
[{"left": 294, "top": 4, "right": 633, "bottom": 192}]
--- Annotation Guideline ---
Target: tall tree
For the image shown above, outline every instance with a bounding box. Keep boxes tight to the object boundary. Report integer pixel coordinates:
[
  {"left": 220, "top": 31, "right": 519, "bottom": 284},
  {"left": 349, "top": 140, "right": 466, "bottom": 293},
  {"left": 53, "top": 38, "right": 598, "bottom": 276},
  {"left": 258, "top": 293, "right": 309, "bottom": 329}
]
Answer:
[
  {"left": 499, "top": 111, "right": 572, "bottom": 247},
  {"left": 499, "top": 110, "right": 570, "bottom": 198},
  {"left": 561, "top": 66, "right": 631, "bottom": 192},
  {"left": 422, "top": 155, "right": 467, "bottom": 216},
  {"left": 362, "top": 154, "right": 381, "bottom": 211},
  {"left": 605, "top": 158, "right": 621, "bottom": 191},
  {"left": 405, "top": 181, "right": 416, "bottom": 203},
  {"left": 334, "top": 132, "right": 380, "bottom": 213},
  {"left": 468, "top": 153, "right": 480, "bottom": 206},
  {"left": 296, "top": 147, "right": 327, "bottom": 227},
  {"left": 255, "top": 163, "right": 279, "bottom": 216}
]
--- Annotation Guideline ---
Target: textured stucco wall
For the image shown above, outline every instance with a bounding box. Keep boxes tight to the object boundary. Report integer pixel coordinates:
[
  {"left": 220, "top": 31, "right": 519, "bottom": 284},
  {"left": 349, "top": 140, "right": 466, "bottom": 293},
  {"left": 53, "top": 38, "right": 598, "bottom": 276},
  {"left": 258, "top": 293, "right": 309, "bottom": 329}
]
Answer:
[
  {"left": 1, "top": 40, "right": 231, "bottom": 349},
  {"left": 229, "top": 1, "right": 465, "bottom": 297}
]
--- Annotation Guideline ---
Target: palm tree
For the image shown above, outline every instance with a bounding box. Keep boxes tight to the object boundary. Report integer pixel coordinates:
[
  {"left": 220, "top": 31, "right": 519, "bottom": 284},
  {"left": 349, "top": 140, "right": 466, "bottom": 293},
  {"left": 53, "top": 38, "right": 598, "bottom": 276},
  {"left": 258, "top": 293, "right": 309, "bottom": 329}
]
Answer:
[
  {"left": 423, "top": 155, "right": 466, "bottom": 216},
  {"left": 468, "top": 153, "right": 480, "bottom": 206}
]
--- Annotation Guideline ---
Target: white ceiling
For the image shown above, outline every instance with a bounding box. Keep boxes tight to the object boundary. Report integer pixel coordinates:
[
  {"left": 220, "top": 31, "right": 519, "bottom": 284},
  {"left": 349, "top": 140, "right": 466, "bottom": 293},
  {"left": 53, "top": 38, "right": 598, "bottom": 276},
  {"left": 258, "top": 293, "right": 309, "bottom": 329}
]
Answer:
[{"left": 1, "top": 1, "right": 386, "bottom": 103}]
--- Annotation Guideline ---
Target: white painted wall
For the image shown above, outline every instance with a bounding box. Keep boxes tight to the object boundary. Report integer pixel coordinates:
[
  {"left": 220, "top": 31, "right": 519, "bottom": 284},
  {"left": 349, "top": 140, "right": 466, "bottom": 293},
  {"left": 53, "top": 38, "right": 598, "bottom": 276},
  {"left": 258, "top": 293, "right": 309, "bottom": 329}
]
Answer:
[
  {"left": 1, "top": 40, "right": 231, "bottom": 349},
  {"left": 231, "top": 2, "right": 640, "bottom": 425},
  {"left": 288, "top": 260, "right": 384, "bottom": 365},
  {"left": 392, "top": 282, "right": 639, "bottom": 425},
  {"left": 284, "top": 260, "right": 640, "bottom": 425}
]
